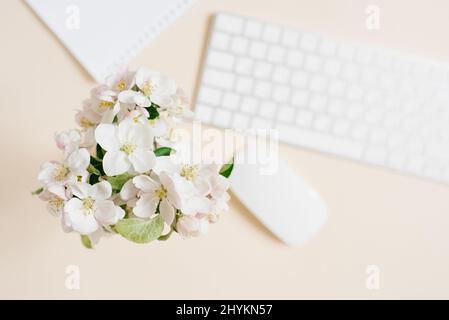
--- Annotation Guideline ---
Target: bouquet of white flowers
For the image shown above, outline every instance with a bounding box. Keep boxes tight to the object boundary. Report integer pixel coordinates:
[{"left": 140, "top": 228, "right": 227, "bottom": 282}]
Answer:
[{"left": 33, "top": 67, "right": 233, "bottom": 248}]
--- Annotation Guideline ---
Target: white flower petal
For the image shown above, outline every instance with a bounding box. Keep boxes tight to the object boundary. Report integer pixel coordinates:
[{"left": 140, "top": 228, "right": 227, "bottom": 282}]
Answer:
[
  {"left": 95, "top": 124, "right": 120, "bottom": 151},
  {"left": 129, "top": 148, "right": 156, "bottom": 173},
  {"left": 47, "top": 184, "right": 68, "bottom": 200},
  {"left": 66, "top": 148, "right": 90, "bottom": 174},
  {"left": 91, "top": 181, "right": 112, "bottom": 201},
  {"left": 94, "top": 200, "right": 123, "bottom": 225},
  {"left": 69, "top": 182, "right": 91, "bottom": 199},
  {"left": 133, "top": 193, "right": 158, "bottom": 218},
  {"left": 132, "top": 175, "right": 158, "bottom": 193},
  {"left": 160, "top": 198, "right": 175, "bottom": 225},
  {"left": 118, "top": 90, "right": 137, "bottom": 104},
  {"left": 103, "top": 151, "right": 130, "bottom": 176},
  {"left": 176, "top": 215, "right": 200, "bottom": 237},
  {"left": 65, "top": 198, "right": 99, "bottom": 235},
  {"left": 120, "top": 179, "right": 138, "bottom": 201}
]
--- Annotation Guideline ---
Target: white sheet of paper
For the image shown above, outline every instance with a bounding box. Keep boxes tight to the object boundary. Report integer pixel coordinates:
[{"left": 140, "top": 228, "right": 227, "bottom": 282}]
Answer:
[{"left": 26, "top": 0, "right": 195, "bottom": 82}]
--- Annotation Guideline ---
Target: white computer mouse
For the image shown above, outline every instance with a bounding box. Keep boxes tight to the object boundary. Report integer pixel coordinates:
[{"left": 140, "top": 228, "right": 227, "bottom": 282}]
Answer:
[{"left": 230, "top": 155, "right": 328, "bottom": 245}]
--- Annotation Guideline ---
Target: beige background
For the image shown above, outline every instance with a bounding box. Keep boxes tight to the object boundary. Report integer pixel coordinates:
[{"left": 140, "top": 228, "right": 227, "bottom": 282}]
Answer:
[{"left": 1, "top": 0, "right": 449, "bottom": 299}]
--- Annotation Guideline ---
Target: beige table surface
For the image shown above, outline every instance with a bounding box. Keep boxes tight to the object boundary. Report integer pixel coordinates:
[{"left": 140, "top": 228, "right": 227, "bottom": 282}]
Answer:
[{"left": 2, "top": 0, "right": 449, "bottom": 299}]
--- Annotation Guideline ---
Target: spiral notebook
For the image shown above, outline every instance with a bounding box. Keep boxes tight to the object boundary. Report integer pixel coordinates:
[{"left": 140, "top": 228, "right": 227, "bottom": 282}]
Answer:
[{"left": 26, "top": 0, "right": 196, "bottom": 83}]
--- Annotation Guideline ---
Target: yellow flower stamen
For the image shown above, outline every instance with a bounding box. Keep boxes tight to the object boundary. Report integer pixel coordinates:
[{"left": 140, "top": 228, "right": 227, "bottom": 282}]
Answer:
[
  {"left": 53, "top": 165, "right": 69, "bottom": 181},
  {"left": 180, "top": 165, "right": 198, "bottom": 181},
  {"left": 79, "top": 117, "right": 94, "bottom": 128},
  {"left": 82, "top": 197, "right": 95, "bottom": 214},
  {"left": 99, "top": 100, "right": 114, "bottom": 109},
  {"left": 154, "top": 185, "right": 167, "bottom": 199},
  {"left": 116, "top": 79, "right": 126, "bottom": 91},
  {"left": 120, "top": 143, "right": 137, "bottom": 155},
  {"left": 142, "top": 81, "right": 153, "bottom": 97}
]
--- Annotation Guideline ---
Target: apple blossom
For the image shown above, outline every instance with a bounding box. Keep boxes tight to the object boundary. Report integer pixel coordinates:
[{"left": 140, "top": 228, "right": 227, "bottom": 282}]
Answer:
[
  {"left": 95, "top": 119, "right": 156, "bottom": 176},
  {"left": 34, "top": 67, "right": 233, "bottom": 248},
  {"left": 65, "top": 181, "right": 125, "bottom": 234}
]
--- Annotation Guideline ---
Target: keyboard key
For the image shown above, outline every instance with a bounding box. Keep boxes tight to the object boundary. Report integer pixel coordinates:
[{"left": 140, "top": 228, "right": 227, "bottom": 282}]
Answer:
[
  {"left": 309, "top": 75, "right": 327, "bottom": 92},
  {"left": 388, "top": 151, "right": 407, "bottom": 169},
  {"left": 295, "top": 110, "right": 314, "bottom": 127},
  {"left": 304, "top": 55, "right": 323, "bottom": 73},
  {"left": 273, "top": 66, "right": 291, "bottom": 84},
  {"left": 235, "top": 57, "right": 254, "bottom": 75},
  {"left": 406, "top": 155, "right": 425, "bottom": 174},
  {"left": 319, "top": 39, "right": 337, "bottom": 56},
  {"left": 241, "top": 96, "right": 258, "bottom": 114},
  {"left": 263, "top": 24, "right": 281, "bottom": 43},
  {"left": 281, "top": 29, "right": 299, "bottom": 47},
  {"left": 207, "top": 51, "right": 234, "bottom": 70},
  {"left": 300, "top": 34, "right": 318, "bottom": 51},
  {"left": 213, "top": 109, "right": 232, "bottom": 127},
  {"left": 222, "top": 92, "right": 240, "bottom": 110},
  {"left": 277, "top": 124, "right": 364, "bottom": 158},
  {"left": 244, "top": 20, "right": 263, "bottom": 38},
  {"left": 195, "top": 104, "right": 214, "bottom": 122},
  {"left": 364, "top": 146, "right": 387, "bottom": 164},
  {"left": 273, "top": 85, "right": 291, "bottom": 103},
  {"left": 351, "top": 124, "right": 369, "bottom": 140},
  {"left": 356, "top": 47, "right": 373, "bottom": 64},
  {"left": 277, "top": 106, "right": 296, "bottom": 123},
  {"left": 198, "top": 86, "right": 222, "bottom": 106},
  {"left": 230, "top": 36, "right": 249, "bottom": 55},
  {"left": 241, "top": 97, "right": 257, "bottom": 114},
  {"left": 314, "top": 115, "right": 332, "bottom": 132},
  {"left": 235, "top": 76, "right": 254, "bottom": 95},
  {"left": 332, "top": 118, "right": 351, "bottom": 136},
  {"left": 341, "top": 63, "right": 360, "bottom": 82},
  {"left": 254, "top": 81, "right": 272, "bottom": 99},
  {"left": 203, "top": 69, "right": 235, "bottom": 90},
  {"left": 249, "top": 41, "right": 267, "bottom": 59},
  {"left": 337, "top": 43, "right": 355, "bottom": 60},
  {"left": 210, "top": 32, "right": 230, "bottom": 50},
  {"left": 251, "top": 117, "right": 273, "bottom": 129},
  {"left": 328, "top": 79, "right": 346, "bottom": 97},
  {"left": 346, "top": 104, "right": 363, "bottom": 120},
  {"left": 259, "top": 101, "right": 277, "bottom": 118},
  {"left": 291, "top": 71, "right": 309, "bottom": 88},
  {"left": 388, "top": 132, "right": 407, "bottom": 149},
  {"left": 215, "top": 14, "right": 243, "bottom": 34},
  {"left": 324, "top": 59, "right": 341, "bottom": 76},
  {"left": 370, "top": 128, "right": 388, "bottom": 145},
  {"left": 346, "top": 85, "right": 363, "bottom": 101},
  {"left": 328, "top": 99, "right": 345, "bottom": 116},
  {"left": 291, "top": 90, "right": 309, "bottom": 107},
  {"left": 267, "top": 45, "right": 286, "bottom": 63},
  {"left": 254, "top": 61, "right": 272, "bottom": 79},
  {"left": 309, "top": 95, "right": 327, "bottom": 111},
  {"left": 286, "top": 50, "right": 304, "bottom": 68},
  {"left": 231, "top": 113, "right": 250, "bottom": 129}
]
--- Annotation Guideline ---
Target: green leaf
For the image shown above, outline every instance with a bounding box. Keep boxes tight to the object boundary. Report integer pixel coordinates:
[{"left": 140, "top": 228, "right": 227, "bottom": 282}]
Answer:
[
  {"left": 87, "top": 164, "right": 101, "bottom": 176},
  {"left": 89, "top": 174, "right": 99, "bottom": 185},
  {"left": 96, "top": 144, "right": 105, "bottom": 159},
  {"left": 80, "top": 235, "right": 93, "bottom": 249},
  {"left": 145, "top": 105, "right": 159, "bottom": 120},
  {"left": 107, "top": 173, "right": 131, "bottom": 192},
  {"left": 131, "top": 84, "right": 139, "bottom": 91},
  {"left": 154, "top": 147, "right": 174, "bottom": 157},
  {"left": 90, "top": 156, "right": 104, "bottom": 175},
  {"left": 114, "top": 216, "right": 164, "bottom": 244},
  {"left": 158, "top": 229, "right": 173, "bottom": 241},
  {"left": 31, "top": 187, "right": 43, "bottom": 196},
  {"left": 219, "top": 157, "right": 234, "bottom": 178}
]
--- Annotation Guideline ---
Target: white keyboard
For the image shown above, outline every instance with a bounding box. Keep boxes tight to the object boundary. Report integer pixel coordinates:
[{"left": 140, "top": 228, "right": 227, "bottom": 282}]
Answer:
[{"left": 195, "top": 13, "right": 449, "bottom": 184}]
